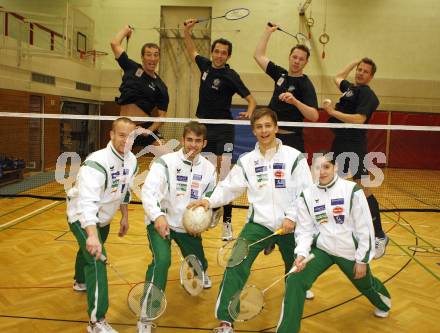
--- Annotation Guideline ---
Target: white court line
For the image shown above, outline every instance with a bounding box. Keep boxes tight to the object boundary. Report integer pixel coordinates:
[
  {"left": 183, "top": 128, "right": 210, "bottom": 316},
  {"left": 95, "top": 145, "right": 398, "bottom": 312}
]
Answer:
[{"left": 0, "top": 201, "right": 63, "bottom": 231}]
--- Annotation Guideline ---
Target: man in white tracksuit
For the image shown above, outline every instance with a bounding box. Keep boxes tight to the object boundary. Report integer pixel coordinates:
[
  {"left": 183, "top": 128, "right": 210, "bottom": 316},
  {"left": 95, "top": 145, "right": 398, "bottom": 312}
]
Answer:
[
  {"left": 276, "top": 153, "right": 391, "bottom": 333},
  {"left": 139, "top": 121, "right": 217, "bottom": 333},
  {"left": 189, "top": 108, "right": 313, "bottom": 333},
  {"left": 67, "top": 117, "right": 137, "bottom": 333}
]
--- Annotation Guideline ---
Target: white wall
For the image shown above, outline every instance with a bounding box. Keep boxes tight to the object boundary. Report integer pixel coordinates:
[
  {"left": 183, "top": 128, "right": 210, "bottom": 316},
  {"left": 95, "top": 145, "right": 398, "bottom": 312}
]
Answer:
[{"left": 0, "top": 0, "right": 439, "bottom": 111}]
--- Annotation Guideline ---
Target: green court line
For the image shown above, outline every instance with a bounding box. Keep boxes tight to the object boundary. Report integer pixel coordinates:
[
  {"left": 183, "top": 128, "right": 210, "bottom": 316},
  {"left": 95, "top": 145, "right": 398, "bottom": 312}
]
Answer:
[
  {"left": 388, "top": 237, "right": 440, "bottom": 282},
  {"left": 383, "top": 212, "right": 437, "bottom": 247}
]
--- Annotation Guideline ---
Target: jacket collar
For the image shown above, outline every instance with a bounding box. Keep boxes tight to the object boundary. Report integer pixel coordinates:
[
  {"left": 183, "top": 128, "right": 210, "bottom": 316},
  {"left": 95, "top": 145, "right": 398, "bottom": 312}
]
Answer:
[
  {"left": 177, "top": 148, "right": 201, "bottom": 166},
  {"left": 255, "top": 138, "right": 282, "bottom": 160},
  {"left": 108, "top": 141, "right": 124, "bottom": 162},
  {"left": 317, "top": 175, "right": 338, "bottom": 190}
]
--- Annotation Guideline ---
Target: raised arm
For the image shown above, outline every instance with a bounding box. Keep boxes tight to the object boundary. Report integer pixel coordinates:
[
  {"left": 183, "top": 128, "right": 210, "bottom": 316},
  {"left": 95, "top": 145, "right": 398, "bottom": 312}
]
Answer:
[
  {"left": 334, "top": 59, "right": 360, "bottom": 88},
  {"left": 254, "top": 23, "right": 278, "bottom": 72},
  {"left": 110, "top": 25, "right": 134, "bottom": 59},
  {"left": 183, "top": 19, "right": 199, "bottom": 61}
]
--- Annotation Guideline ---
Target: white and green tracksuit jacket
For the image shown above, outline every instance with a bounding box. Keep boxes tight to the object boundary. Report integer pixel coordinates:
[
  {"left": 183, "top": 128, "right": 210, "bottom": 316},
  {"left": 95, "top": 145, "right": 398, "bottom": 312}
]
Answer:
[
  {"left": 67, "top": 142, "right": 137, "bottom": 228},
  {"left": 207, "top": 140, "right": 313, "bottom": 232},
  {"left": 294, "top": 176, "right": 375, "bottom": 263},
  {"left": 142, "top": 149, "right": 217, "bottom": 232}
]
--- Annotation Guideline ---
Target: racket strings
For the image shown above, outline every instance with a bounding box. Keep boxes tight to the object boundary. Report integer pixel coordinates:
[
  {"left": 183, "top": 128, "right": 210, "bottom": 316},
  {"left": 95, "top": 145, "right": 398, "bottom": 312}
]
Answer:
[
  {"left": 128, "top": 283, "right": 167, "bottom": 320},
  {"left": 228, "top": 285, "right": 265, "bottom": 321},
  {"left": 218, "top": 230, "right": 282, "bottom": 268},
  {"left": 180, "top": 254, "right": 204, "bottom": 296},
  {"left": 227, "top": 254, "right": 316, "bottom": 321},
  {"left": 218, "top": 238, "right": 249, "bottom": 267},
  {"left": 225, "top": 8, "right": 250, "bottom": 20}
]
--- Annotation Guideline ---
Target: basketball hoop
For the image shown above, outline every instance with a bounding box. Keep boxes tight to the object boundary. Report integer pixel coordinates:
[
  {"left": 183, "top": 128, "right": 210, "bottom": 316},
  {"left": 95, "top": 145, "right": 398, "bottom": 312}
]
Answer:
[
  {"left": 86, "top": 50, "right": 109, "bottom": 64},
  {"left": 79, "top": 50, "right": 108, "bottom": 65},
  {"left": 79, "top": 50, "right": 87, "bottom": 60}
]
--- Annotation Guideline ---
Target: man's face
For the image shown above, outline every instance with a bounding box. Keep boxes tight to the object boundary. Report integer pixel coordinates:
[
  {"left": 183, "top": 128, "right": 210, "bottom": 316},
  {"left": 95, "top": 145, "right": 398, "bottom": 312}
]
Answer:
[
  {"left": 288, "top": 48, "right": 308, "bottom": 75},
  {"left": 355, "top": 62, "right": 374, "bottom": 85},
  {"left": 211, "top": 43, "right": 230, "bottom": 69},
  {"left": 182, "top": 131, "right": 207, "bottom": 160},
  {"left": 110, "top": 121, "right": 136, "bottom": 155},
  {"left": 141, "top": 47, "right": 160, "bottom": 73},
  {"left": 252, "top": 115, "right": 278, "bottom": 146}
]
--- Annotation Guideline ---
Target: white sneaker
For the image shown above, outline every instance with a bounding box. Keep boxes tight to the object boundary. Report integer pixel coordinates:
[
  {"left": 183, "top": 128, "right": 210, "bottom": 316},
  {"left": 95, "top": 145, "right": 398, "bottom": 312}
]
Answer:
[
  {"left": 203, "top": 272, "right": 212, "bottom": 289},
  {"left": 213, "top": 322, "right": 233, "bottom": 333},
  {"left": 374, "top": 307, "right": 389, "bottom": 318},
  {"left": 222, "top": 223, "right": 233, "bottom": 241},
  {"left": 305, "top": 289, "right": 314, "bottom": 300},
  {"left": 137, "top": 320, "right": 155, "bottom": 333},
  {"left": 73, "top": 281, "right": 86, "bottom": 292},
  {"left": 87, "top": 319, "right": 118, "bottom": 333},
  {"left": 374, "top": 235, "right": 389, "bottom": 259}
]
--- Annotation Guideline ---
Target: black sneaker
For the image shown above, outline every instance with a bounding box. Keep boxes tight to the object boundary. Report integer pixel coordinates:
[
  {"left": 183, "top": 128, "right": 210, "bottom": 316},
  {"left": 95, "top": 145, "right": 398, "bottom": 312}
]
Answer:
[{"left": 264, "top": 243, "right": 276, "bottom": 255}]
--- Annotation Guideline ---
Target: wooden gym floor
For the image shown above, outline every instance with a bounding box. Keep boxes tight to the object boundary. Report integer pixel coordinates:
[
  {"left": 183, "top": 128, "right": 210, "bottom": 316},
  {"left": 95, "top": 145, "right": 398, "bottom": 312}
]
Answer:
[{"left": 0, "top": 169, "right": 439, "bottom": 333}]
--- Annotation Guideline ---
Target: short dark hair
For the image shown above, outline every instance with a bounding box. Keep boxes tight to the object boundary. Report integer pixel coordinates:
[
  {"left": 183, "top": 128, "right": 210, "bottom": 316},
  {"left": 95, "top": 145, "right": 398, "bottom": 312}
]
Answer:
[
  {"left": 112, "top": 117, "right": 136, "bottom": 131},
  {"left": 250, "top": 108, "right": 278, "bottom": 128},
  {"left": 358, "top": 57, "right": 377, "bottom": 76},
  {"left": 313, "top": 150, "right": 336, "bottom": 165},
  {"left": 211, "top": 38, "right": 232, "bottom": 56},
  {"left": 141, "top": 43, "right": 160, "bottom": 57},
  {"left": 183, "top": 121, "right": 207, "bottom": 140},
  {"left": 289, "top": 44, "right": 310, "bottom": 59}
]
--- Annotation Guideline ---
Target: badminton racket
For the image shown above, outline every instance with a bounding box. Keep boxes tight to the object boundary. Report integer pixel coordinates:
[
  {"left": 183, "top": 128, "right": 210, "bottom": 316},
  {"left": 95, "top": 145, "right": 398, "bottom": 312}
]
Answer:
[
  {"left": 178, "top": 252, "right": 205, "bottom": 296},
  {"left": 185, "top": 8, "right": 250, "bottom": 25},
  {"left": 127, "top": 281, "right": 167, "bottom": 321},
  {"left": 75, "top": 226, "right": 164, "bottom": 318},
  {"left": 126, "top": 25, "right": 134, "bottom": 54},
  {"left": 267, "top": 22, "right": 311, "bottom": 51},
  {"left": 217, "top": 229, "right": 283, "bottom": 268},
  {"left": 168, "top": 234, "right": 205, "bottom": 296},
  {"left": 228, "top": 253, "right": 315, "bottom": 321},
  {"left": 102, "top": 227, "right": 166, "bottom": 320},
  {"left": 98, "top": 255, "right": 166, "bottom": 320},
  {"left": 99, "top": 254, "right": 134, "bottom": 287}
]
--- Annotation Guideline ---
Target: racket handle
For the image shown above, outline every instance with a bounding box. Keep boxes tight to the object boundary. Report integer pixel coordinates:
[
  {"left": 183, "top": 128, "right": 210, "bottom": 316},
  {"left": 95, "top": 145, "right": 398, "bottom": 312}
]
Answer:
[
  {"left": 99, "top": 254, "right": 108, "bottom": 263},
  {"left": 288, "top": 253, "right": 315, "bottom": 274},
  {"left": 274, "top": 228, "right": 283, "bottom": 235},
  {"left": 184, "top": 19, "right": 200, "bottom": 26},
  {"left": 302, "top": 253, "right": 315, "bottom": 264},
  {"left": 267, "top": 22, "right": 281, "bottom": 31}
]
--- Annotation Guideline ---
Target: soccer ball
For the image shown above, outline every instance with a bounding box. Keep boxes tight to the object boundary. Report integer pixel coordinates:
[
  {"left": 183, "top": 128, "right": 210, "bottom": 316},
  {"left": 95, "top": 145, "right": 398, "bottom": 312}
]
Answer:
[{"left": 182, "top": 207, "right": 212, "bottom": 234}]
